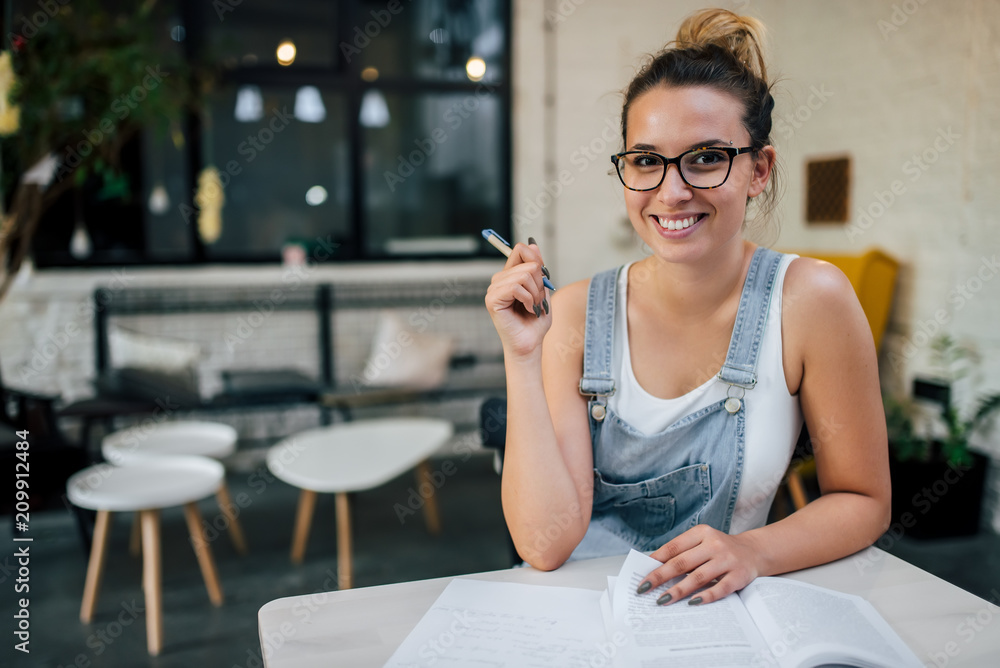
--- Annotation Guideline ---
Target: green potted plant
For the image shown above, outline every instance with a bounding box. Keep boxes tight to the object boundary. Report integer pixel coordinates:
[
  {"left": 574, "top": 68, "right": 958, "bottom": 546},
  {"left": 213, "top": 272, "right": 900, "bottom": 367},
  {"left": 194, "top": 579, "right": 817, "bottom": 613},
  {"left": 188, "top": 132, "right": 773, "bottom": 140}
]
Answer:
[
  {"left": 0, "top": 0, "right": 203, "bottom": 301},
  {"left": 886, "top": 336, "right": 1000, "bottom": 539}
]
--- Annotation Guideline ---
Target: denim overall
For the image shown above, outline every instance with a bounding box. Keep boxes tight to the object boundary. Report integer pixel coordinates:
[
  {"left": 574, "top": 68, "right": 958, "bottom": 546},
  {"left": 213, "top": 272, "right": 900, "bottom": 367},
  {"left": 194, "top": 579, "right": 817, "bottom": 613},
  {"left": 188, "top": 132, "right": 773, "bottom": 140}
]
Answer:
[{"left": 570, "top": 247, "right": 784, "bottom": 560}]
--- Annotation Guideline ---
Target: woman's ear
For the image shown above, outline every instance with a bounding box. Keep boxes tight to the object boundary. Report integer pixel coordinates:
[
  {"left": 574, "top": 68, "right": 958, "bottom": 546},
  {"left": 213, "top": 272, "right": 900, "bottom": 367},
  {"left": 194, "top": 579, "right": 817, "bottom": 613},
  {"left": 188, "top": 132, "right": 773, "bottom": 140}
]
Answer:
[{"left": 748, "top": 145, "right": 776, "bottom": 198}]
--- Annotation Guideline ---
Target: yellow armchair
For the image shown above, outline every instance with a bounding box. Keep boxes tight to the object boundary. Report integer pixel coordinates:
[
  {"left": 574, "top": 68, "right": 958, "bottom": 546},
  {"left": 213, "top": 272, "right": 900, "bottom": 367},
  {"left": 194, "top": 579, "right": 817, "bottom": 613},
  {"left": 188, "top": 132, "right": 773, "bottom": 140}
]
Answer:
[
  {"left": 795, "top": 248, "right": 899, "bottom": 353},
  {"left": 778, "top": 247, "right": 899, "bottom": 514}
]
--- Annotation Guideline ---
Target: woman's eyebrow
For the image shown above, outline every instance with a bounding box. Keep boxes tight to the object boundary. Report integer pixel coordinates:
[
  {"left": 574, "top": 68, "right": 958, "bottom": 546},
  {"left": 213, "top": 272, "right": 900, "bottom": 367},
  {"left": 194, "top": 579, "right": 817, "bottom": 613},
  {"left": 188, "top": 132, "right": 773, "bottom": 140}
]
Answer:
[{"left": 627, "top": 139, "right": 729, "bottom": 153}]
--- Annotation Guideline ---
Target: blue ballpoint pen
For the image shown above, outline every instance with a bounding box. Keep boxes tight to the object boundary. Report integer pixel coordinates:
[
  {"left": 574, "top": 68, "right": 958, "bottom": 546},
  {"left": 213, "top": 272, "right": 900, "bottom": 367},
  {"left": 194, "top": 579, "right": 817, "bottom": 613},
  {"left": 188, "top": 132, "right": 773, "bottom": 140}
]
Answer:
[{"left": 481, "top": 229, "right": 556, "bottom": 291}]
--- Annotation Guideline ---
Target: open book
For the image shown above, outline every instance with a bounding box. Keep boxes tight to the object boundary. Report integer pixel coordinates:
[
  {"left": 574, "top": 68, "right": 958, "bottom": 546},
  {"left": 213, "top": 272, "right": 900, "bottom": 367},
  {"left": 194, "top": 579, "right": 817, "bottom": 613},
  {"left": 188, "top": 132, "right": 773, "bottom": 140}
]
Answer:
[{"left": 384, "top": 550, "right": 922, "bottom": 668}]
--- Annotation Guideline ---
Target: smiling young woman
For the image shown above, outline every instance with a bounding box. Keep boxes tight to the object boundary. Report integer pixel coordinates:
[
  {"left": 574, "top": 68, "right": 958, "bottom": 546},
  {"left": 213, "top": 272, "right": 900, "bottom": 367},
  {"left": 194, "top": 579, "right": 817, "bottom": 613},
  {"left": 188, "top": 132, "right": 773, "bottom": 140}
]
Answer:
[{"left": 484, "top": 8, "right": 890, "bottom": 607}]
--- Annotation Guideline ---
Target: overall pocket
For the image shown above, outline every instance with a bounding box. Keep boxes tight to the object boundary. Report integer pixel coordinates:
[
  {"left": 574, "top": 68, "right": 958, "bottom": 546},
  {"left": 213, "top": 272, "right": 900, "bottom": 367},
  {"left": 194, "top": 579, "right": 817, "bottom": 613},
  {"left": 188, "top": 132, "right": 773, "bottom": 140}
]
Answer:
[{"left": 593, "top": 463, "right": 712, "bottom": 541}]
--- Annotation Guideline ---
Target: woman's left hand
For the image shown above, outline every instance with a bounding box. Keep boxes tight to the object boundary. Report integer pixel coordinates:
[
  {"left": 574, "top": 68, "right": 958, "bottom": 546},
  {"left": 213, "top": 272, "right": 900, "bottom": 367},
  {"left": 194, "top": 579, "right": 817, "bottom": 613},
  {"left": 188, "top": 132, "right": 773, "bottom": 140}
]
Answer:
[{"left": 637, "top": 525, "right": 762, "bottom": 605}]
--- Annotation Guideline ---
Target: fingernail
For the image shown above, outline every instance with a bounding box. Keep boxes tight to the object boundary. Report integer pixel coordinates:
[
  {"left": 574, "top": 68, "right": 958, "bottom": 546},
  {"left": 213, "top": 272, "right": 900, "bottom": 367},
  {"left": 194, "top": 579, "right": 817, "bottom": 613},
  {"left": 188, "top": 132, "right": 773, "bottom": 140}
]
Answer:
[
  {"left": 542, "top": 298, "right": 549, "bottom": 314},
  {"left": 533, "top": 304, "right": 541, "bottom": 318},
  {"left": 636, "top": 581, "right": 651, "bottom": 594},
  {"left": 541, "top": 265, "right": 551, "bottom": 279},
  {"left": 688, "top": 597, "right": 703, "bottom": 606},
  {"left": 528, "top": 236, "right": 537, "bottom": 246},
  {"left": 656, "top": 593, "right": 672, "bottom": 606}
]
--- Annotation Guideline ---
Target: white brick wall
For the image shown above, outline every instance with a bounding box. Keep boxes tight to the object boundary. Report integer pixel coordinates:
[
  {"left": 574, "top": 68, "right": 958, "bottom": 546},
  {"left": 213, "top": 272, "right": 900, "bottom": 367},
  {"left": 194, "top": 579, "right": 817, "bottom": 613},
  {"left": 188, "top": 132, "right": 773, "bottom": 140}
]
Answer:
[
  {"left": 0, "top": 261, "right": 502, "bottom": 444},
  {"left": 512, "top": 0, "right": 1000, "bottom": 529}
]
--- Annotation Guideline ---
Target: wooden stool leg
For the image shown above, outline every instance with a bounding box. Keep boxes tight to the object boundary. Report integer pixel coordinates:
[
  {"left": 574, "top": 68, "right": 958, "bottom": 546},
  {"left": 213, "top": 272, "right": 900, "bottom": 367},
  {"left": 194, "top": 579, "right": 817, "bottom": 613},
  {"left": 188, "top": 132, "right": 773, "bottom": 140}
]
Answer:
[
  {"left": 416, "top": 460, "right": 442, "bottom": 536},
  {"left": 139, "top": 509, "right": 163, "bottom": 656},
  {"left": 129, "top": 511, "right": 141, "bottom": 556},
  {"left": 291, "top": 489, "right": 318, "bottom": 565},
  {"left": 335, "top": 492, "right": 352, "bottom": 590},
  {"left": 787, "top": 470, "right": 809, "bottom": 511},
  {"left": 216, "top": 482, "right": 248, "bottom": 555},
  {"left": 80, "top": 510, "right": 113, "bottom": 623},
  {"left": 183, "top": 503, "right": 224, "bottom": 607}
]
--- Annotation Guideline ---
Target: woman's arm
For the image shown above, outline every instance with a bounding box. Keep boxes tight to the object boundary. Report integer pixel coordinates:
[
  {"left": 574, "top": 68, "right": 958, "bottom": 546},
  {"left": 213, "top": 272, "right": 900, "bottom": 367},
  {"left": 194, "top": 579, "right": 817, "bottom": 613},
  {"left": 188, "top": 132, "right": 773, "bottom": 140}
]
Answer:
[
  {"left": 638, "top": 257, "right": 891, "bottom": 603},
  {"left": 485, "top": 246, "right": 596, "bottom": 569}
]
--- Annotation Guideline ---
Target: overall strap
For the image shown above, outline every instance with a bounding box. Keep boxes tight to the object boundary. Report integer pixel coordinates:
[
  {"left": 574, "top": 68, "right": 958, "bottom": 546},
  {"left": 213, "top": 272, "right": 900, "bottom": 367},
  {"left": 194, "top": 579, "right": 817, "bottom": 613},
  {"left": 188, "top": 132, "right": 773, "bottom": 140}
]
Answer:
[
  {"left": 717, "top": 247, "right": 785, "bottom": 389},
  {"left": 579, "top": 266, "right": 620, "bottom": 401}
]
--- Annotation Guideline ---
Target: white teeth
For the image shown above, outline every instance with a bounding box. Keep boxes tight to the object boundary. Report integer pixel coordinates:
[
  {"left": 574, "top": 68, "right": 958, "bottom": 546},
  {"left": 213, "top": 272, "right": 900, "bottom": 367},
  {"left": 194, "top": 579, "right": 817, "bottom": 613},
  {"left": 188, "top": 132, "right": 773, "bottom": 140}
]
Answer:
[{"left": 657, "top": 215, "right": 699, "bottom": 230}]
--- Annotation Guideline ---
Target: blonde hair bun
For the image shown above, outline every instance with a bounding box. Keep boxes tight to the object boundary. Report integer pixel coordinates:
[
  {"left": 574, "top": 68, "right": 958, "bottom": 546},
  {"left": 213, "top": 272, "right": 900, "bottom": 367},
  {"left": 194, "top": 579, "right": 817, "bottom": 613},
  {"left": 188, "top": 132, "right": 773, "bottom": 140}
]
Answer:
[{"left": 675, "top": 8, "right": 768, "bottom": 82}]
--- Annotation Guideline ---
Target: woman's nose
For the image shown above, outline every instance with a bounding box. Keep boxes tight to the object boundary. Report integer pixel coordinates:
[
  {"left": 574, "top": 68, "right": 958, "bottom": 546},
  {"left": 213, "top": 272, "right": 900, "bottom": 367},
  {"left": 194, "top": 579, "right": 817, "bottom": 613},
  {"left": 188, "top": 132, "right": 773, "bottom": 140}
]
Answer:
[{"left": 656, "top": 164, "right": 693, "bottom": 204}]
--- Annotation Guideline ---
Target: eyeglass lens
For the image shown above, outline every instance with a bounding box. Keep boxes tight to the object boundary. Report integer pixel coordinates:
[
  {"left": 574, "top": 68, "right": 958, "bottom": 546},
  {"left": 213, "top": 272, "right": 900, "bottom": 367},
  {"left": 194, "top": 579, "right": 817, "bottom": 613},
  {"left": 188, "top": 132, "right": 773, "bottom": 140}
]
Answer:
[{"left": 617, "top": 149, "right": 732, "bottom": 190}]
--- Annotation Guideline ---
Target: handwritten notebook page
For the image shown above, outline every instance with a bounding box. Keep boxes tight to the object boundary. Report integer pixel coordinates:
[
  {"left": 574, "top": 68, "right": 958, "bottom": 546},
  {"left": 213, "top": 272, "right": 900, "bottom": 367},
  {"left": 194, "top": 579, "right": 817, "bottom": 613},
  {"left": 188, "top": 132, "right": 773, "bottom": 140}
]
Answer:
[{"left": 383, "top": 578, "right": 607, "bottom": 667}]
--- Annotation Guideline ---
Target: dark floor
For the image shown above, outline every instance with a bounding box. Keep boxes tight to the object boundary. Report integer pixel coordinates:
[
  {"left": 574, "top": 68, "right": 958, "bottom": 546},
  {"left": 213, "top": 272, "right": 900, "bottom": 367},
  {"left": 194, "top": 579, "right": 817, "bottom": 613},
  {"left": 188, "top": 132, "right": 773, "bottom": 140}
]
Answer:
[{"left": 3, "top": 448, "right": 1000, "bottom": 668}]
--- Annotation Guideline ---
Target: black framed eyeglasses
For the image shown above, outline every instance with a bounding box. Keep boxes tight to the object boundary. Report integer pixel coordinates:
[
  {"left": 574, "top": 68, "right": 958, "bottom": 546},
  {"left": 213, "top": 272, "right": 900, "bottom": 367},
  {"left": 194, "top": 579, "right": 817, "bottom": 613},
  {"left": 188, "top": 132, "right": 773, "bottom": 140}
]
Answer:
[{"left": 610, "top": 146, "right": 755, "bottom": 191}]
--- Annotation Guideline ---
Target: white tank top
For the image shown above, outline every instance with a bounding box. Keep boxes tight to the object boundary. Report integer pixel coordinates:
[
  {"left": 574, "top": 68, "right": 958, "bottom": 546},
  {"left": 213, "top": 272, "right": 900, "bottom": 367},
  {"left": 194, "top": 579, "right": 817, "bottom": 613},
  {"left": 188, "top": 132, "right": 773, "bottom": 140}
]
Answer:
[{"left": 607, "top": 256, "right": 803, "bottom": 534}]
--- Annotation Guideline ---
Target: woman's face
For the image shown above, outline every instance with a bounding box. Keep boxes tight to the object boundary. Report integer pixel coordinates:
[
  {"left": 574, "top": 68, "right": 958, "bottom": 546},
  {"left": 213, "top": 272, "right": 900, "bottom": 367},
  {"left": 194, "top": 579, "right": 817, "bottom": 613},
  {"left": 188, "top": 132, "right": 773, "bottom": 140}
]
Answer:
[{"left": 622, "top": 84, "right": 773, "bottom": 264}]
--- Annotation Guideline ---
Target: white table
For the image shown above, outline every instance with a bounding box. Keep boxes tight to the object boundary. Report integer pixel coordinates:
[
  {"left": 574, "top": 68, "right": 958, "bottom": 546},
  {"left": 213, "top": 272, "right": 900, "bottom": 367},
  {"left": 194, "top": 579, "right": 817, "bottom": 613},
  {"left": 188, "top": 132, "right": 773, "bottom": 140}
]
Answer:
[
  {"left": 266, "top": 417, "right": 454, "bottom": 588},
  {"left": 258, "top": 547, "right": 1000, "bottom": 667},
  {"left": 102, "top": 420, "right": 247, "bottom": 554}
]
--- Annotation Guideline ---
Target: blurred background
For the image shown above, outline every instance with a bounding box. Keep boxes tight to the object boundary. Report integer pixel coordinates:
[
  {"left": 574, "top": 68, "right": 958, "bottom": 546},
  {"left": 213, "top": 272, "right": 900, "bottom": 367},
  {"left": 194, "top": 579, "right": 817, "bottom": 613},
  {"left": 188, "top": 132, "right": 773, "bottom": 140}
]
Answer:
[{"left": 1, "top": 0, "right": 998, "bottom": 666}]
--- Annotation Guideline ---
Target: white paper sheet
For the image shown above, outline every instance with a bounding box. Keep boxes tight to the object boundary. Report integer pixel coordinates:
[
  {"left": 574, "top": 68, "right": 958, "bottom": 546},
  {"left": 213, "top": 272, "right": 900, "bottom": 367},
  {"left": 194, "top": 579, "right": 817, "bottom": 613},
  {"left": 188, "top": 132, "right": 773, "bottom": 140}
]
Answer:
[
  {"left": 606, "top": 550, "right": 767, "bottom": 667},
  {"left": 383, "top": 579, "right": 608, "bottom": 667}
]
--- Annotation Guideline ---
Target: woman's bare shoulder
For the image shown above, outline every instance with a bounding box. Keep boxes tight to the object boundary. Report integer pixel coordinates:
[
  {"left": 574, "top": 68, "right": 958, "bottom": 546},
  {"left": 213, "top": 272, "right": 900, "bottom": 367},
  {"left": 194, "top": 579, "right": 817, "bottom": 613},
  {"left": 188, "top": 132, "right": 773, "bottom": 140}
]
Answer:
[{"left": 781, "top": 255, "right": 873, "bottom": 364}]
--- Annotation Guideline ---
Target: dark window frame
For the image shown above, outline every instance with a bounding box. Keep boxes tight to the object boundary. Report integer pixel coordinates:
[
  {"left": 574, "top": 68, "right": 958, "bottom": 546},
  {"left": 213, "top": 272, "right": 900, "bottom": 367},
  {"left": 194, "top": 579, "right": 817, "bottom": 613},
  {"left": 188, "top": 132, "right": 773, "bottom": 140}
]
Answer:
[{"left": 29, "top": 0, "right": 512, "bottom": 268}]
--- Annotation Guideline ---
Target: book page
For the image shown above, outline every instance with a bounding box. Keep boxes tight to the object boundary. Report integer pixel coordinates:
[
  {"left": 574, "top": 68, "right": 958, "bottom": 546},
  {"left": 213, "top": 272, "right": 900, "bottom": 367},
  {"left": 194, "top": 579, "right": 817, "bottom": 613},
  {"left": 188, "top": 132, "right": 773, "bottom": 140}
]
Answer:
[
  {"left": 738, "top": 577, "right": 923, "bottom": 668},
  {"left": 608, "top": 550, "right": 769, "bottom": 667},
  {"left": 384, "top": 578, "right": 610, "bottom": 667}
]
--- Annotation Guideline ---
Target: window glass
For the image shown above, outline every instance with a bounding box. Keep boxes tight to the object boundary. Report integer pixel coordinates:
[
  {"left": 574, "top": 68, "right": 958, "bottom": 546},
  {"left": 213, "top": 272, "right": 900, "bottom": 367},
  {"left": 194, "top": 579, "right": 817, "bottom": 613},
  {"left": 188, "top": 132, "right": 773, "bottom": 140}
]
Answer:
[
  {"left": 200, "top": 85, "right": 351, "bottom": 259},
  {"left": 355, "top": 0, "right": 505, "bottom": 84},
  {"left": 363, "top": 90, "right": 503, "bottom": 257},
  {"left": 196, "top": 0, "right": 339, "bottom": 70}
]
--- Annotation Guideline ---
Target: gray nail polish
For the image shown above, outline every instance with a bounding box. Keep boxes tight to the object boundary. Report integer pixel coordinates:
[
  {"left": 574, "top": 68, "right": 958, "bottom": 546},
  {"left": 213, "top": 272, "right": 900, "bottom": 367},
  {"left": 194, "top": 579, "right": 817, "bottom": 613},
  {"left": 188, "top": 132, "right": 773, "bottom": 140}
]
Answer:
[
  {"left": 533, "top": 304, "right": 541, "bottom": 317},
  {"left": 542, "top": 298, "right": 549, "bottom": 314},
  {"left": 541, "top": 265, "right": 551, "bottom": 279},
  {"left": 656, "top": 593, "right": 672, "bottom": 605},
  {"left": 688, "top": 596, "right": 703, "bottom": 606},
  {"left": 528, "top": 236, "right": 537, "bottom": 245},
  {"left": 636, "top": 581, "right": 651, "bottom": 594}
]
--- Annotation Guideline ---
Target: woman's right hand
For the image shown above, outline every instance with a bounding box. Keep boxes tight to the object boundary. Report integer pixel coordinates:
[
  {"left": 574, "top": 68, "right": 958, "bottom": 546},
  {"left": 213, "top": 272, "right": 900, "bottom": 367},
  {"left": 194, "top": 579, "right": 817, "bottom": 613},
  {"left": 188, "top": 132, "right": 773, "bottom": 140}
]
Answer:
[{"left": 484, "top": 239, "right": 552, "bottom": 360}]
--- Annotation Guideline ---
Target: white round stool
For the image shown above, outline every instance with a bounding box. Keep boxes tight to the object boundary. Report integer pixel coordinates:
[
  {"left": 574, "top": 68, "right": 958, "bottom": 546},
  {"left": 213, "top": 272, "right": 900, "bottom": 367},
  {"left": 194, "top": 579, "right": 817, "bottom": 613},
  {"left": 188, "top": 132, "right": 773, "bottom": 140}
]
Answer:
[
  {"left": 267, "top": 417, "right": 454, "bottom": 589},
  {"left": 102, "top": 421, "right": 247, "bottom": 555},
  {"left": 67, "top": 456, "right": 226, "bottom": 656}
]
